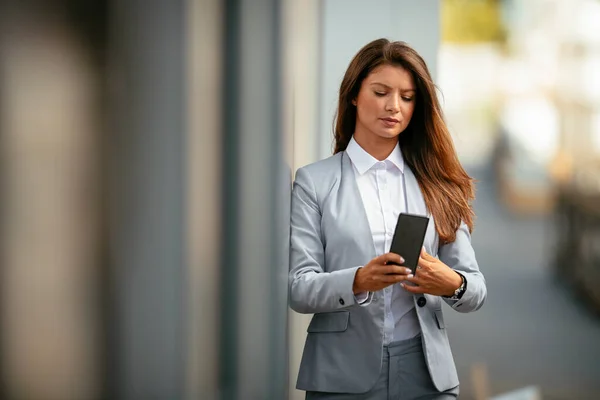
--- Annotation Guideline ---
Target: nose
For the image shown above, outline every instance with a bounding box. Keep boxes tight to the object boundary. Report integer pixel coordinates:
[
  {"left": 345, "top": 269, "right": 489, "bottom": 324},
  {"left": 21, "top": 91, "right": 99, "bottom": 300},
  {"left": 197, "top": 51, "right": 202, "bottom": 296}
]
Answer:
[{"left": 385, "top": 95, "right": 400, "bottom": 113}]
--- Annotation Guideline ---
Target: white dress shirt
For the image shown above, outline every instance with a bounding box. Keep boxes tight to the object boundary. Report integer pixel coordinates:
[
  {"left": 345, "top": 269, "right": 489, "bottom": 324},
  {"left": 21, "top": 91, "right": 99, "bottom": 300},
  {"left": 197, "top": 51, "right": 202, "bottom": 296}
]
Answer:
[{"left": 346, "top": 136, "right": 421, "bottom": 344}]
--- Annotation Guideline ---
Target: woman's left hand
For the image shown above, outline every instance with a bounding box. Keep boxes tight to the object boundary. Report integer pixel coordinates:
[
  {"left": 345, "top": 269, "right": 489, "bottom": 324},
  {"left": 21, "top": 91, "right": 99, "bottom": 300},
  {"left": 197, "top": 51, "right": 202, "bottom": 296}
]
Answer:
[{"left": 401, "top": 247, "right": 462, "bottom": 297}]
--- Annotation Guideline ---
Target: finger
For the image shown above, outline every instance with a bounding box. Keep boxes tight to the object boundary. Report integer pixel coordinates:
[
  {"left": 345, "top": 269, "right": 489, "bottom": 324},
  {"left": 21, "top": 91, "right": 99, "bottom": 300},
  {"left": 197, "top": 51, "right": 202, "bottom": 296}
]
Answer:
[
  {"left": 405, "top": 274, "right": 424, "bottom": 285},
  {"left": 417, "top": 257, "right": 433, "bottom": 270},
  {"left": 383, "top": 252, "right": 404, "bottom": 265},
  {"left": 401, "top": 283, "right": 426, "bottom": 294},
  {"left": 420, "top": 247, "right": 436, "bottom": 262},
  {"left": 380, "top": 274, "right": 410, "bottom": 283},
  {"left": 378, "top": 264, "right": 412, "bottom": 275}
]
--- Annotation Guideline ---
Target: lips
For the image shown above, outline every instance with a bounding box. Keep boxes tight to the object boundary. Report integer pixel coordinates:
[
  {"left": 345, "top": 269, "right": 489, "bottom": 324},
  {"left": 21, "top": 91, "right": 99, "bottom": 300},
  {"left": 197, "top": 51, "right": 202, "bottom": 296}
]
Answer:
[{"left": 380, "top": 117, "right": 399, "bottom": 127}]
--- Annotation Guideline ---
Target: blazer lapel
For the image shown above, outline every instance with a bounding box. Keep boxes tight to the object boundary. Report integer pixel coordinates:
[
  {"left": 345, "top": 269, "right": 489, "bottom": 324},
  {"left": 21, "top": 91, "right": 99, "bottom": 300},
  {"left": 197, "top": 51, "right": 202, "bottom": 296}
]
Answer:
[{"left": 339, "top": 152, "right": 377, "bottom": 260}]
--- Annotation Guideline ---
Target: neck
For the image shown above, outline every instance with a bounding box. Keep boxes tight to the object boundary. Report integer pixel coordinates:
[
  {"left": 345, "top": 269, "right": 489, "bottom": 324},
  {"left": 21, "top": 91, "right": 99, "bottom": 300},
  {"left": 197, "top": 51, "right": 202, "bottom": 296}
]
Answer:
[{"left": 353, "top": 130, "right": 398, "bottom": 161}]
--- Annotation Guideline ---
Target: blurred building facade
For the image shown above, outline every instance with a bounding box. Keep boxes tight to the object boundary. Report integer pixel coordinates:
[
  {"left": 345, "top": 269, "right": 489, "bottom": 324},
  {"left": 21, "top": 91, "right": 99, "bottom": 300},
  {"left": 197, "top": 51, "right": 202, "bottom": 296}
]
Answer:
[
  {"left": 0, "top": 1, "right": 440, "bottom": 398},
  {"left": 1, "top": 1, "right": 599, "bottom": 400}
]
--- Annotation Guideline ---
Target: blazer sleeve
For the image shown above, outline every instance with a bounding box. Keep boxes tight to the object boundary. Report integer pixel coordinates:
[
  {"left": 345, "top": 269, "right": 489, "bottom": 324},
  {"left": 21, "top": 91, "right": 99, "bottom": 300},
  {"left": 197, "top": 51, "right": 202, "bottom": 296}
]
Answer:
[
  {"left": 288, "top": 167, "right": 361, "bottom": 314},
  {"left": 439, "top": 222, "right": 487, "bottom": 313}
]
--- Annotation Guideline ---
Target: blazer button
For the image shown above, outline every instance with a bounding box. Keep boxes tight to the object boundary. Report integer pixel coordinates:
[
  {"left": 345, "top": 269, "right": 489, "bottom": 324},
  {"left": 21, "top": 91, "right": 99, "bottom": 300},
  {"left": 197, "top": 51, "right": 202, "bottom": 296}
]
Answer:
[
  {"left": 339, "top": 298, "right": 345, "bottom": 306},
  {"left": 417, "top": 297, "right": 427, "bottom": 307}
]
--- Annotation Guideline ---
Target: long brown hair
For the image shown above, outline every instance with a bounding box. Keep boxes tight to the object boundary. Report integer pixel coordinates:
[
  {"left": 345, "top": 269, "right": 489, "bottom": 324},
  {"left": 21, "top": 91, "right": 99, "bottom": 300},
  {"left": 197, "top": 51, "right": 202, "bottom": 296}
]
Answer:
[{"left": 334, "top": 38, "right": 475, "bottom": 243}]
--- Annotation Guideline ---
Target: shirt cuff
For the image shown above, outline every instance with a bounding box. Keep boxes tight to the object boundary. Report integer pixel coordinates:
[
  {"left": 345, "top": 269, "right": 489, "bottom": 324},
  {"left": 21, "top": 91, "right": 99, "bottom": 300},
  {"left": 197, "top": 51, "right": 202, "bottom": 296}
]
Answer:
[
  {"left": 351, "top": 267, "right": 373, "bottom": 306},
  {"left": 355, "top": 291, "right": 369, "bottom": 304},
  {"left": 354, "top": 291, "right": 373, "bottom": 306}
]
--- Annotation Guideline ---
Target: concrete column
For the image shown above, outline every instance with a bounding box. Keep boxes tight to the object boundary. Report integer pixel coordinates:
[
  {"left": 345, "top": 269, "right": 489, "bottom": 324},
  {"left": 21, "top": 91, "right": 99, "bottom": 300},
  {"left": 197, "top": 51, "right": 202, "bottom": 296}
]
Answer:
[
  {"left": 219, "top": 0, "right": 289, "bottom": 399},
  {"left": 107, "top": 1, "right": 187, "bottom": 398}
]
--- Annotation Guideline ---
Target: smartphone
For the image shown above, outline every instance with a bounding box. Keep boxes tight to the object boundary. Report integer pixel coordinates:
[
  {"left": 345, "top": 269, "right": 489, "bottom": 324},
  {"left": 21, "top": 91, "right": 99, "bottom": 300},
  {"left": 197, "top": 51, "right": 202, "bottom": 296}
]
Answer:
[{"left": 388, "top": 213, "right": 430, "bottom": 273}]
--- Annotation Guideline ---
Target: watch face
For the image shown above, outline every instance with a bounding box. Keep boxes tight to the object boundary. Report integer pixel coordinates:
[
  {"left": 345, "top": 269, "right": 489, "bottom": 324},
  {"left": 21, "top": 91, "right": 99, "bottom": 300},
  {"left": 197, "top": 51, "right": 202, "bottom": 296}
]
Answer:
[{"left": 455, "top": 279, "right": 466, "bottom": 299}]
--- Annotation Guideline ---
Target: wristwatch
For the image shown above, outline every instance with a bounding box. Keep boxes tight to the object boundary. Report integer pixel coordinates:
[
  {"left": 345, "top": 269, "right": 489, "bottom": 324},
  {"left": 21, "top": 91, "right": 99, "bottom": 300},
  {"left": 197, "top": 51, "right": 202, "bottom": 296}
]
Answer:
[{"left": 444, "top": 272, "right": 466, "bottom": 300}]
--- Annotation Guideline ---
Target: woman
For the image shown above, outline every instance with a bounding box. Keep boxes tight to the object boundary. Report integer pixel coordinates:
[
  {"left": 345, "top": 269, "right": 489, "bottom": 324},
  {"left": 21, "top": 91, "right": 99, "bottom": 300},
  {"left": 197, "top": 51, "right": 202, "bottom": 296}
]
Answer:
[{"left": 289, "top": 38, "right": 487, "bottom": 399}]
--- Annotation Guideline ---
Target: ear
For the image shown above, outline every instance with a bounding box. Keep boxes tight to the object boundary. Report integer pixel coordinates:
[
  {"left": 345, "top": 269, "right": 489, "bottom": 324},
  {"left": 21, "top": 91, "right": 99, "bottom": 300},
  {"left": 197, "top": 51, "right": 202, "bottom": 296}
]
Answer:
[{"left": 351, "top": 98, "right": 357, "bottom": 106}]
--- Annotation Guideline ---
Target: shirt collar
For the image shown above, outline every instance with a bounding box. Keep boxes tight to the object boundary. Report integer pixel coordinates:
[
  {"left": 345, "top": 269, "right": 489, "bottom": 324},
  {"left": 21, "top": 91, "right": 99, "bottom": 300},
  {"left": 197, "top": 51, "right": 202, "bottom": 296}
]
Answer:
[{"left": 346, "top": 136, "right": 404, "bottom": 175}]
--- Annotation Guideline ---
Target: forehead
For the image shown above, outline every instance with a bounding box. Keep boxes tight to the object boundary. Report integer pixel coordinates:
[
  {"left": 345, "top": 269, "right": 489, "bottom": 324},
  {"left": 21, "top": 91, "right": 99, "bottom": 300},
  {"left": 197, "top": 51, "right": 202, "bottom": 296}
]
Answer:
[{"left": 364, "top": 64, "right": 414, "bottom": 88}]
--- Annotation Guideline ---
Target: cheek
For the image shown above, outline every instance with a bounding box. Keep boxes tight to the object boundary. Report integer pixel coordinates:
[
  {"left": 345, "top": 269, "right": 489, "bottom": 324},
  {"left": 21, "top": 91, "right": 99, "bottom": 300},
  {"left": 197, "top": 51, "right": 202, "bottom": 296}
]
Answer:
[{"left": 358, "top": 97, "right": 382, "bottom": 121}]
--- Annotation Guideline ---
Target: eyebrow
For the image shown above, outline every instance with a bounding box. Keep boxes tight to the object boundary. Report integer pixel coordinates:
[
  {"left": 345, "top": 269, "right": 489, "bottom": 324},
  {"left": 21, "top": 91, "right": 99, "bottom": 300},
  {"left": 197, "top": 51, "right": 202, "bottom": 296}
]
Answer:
[{"left": 370, "top": 82, "right": 416, "bottom": 92}]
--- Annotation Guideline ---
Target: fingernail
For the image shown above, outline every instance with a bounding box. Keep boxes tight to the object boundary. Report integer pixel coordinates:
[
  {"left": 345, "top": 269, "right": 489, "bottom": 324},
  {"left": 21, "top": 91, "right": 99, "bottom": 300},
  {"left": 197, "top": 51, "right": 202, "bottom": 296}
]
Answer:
[
  {"left": 407, "top": 274, "right": 413, "bottom": 279},
  {"left": 399, "top": 257, "right": 405, "bottom": 263},
  {"left": 405, "top": 268, "right": 412, "bottom": 274}
]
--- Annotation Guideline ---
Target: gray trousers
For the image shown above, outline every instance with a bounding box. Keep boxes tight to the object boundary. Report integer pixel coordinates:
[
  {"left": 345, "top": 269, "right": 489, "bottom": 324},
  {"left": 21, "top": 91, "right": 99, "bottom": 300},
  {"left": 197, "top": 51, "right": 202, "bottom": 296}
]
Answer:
[{"left": 305, "top": 335, "right": 459, "bottom": 400}]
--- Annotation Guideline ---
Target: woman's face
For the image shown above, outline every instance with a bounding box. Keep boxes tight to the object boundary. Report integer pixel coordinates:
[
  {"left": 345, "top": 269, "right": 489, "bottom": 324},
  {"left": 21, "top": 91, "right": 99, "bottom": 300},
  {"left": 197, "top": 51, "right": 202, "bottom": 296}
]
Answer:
[{"left": 353, "top": 64, "right": 416, "bottom": 141}]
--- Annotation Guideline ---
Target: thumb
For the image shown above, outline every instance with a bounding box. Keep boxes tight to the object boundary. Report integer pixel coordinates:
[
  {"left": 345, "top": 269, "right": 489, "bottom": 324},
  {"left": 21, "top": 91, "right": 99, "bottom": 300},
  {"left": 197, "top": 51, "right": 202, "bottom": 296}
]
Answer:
[{"left": 420, "top": 246, "right": 434, "bottom": 261}]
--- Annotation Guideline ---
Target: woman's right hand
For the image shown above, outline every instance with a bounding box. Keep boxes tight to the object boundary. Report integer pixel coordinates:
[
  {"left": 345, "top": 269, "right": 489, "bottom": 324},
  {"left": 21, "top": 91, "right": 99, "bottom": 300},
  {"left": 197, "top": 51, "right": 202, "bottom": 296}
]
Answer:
[{"left": 352, "top": 252, "right": 413, "bottom": 294}]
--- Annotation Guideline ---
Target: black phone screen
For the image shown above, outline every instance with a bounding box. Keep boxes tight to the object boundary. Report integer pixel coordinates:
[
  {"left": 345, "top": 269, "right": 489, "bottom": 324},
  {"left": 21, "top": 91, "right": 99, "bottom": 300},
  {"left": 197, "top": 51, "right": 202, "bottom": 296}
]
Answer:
[{"left": 389, "top": 213, "right": 430, "bottom": 272}]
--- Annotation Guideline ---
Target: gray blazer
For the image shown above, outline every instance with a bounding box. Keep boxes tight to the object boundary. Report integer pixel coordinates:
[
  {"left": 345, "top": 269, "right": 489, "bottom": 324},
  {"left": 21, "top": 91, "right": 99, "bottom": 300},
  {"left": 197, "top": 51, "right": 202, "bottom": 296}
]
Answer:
[{"left": 289, "top": 151, "right": 486, "bottom": 394}]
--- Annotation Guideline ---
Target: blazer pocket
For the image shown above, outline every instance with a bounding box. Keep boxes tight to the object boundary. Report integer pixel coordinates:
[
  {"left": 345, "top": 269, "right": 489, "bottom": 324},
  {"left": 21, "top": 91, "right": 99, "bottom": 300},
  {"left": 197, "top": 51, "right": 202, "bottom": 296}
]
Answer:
[
  {"left": 434, "top": 309, "right": 445, "bottom": 329},
  {"left": 307, "top": 311, "right": 349, "bottom": 333}
]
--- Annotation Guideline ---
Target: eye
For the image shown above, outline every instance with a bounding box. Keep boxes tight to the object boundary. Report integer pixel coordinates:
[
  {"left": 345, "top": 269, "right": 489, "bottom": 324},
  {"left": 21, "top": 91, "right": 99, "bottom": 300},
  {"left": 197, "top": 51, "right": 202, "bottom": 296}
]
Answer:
[
  {"left": 402, "top": 96, "right": 414, "bottom": 102},
  {"left": 374, "top": 91, "right": 386, "bottom": 97}
]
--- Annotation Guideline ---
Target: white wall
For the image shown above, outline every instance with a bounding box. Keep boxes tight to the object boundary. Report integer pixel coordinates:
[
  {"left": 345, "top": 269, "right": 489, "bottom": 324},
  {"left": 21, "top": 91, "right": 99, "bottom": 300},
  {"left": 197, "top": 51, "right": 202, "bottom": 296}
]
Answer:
[{"left": 282, "top": 0, "right": 322, "bottom": 398}]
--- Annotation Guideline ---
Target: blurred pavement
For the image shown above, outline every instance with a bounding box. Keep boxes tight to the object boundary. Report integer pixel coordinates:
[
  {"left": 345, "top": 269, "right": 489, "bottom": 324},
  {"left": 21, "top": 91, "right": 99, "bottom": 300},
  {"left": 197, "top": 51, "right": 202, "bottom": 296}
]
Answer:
[{"left": 446, "top": 164, "right": 600, "bottom": 400}]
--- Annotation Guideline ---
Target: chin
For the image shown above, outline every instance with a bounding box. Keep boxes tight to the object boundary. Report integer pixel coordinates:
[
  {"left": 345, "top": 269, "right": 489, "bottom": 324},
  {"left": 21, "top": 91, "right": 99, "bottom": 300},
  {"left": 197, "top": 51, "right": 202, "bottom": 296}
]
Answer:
[{"left": 375, "top": 130, "right": 401, "bottom": 140}]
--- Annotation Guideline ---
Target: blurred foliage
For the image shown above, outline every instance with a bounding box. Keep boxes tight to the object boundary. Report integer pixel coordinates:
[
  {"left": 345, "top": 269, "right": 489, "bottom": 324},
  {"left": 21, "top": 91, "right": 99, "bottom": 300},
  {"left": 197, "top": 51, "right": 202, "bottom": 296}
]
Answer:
[{"left": 442, "top": 0, "right": 507, "bottom": 44}]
